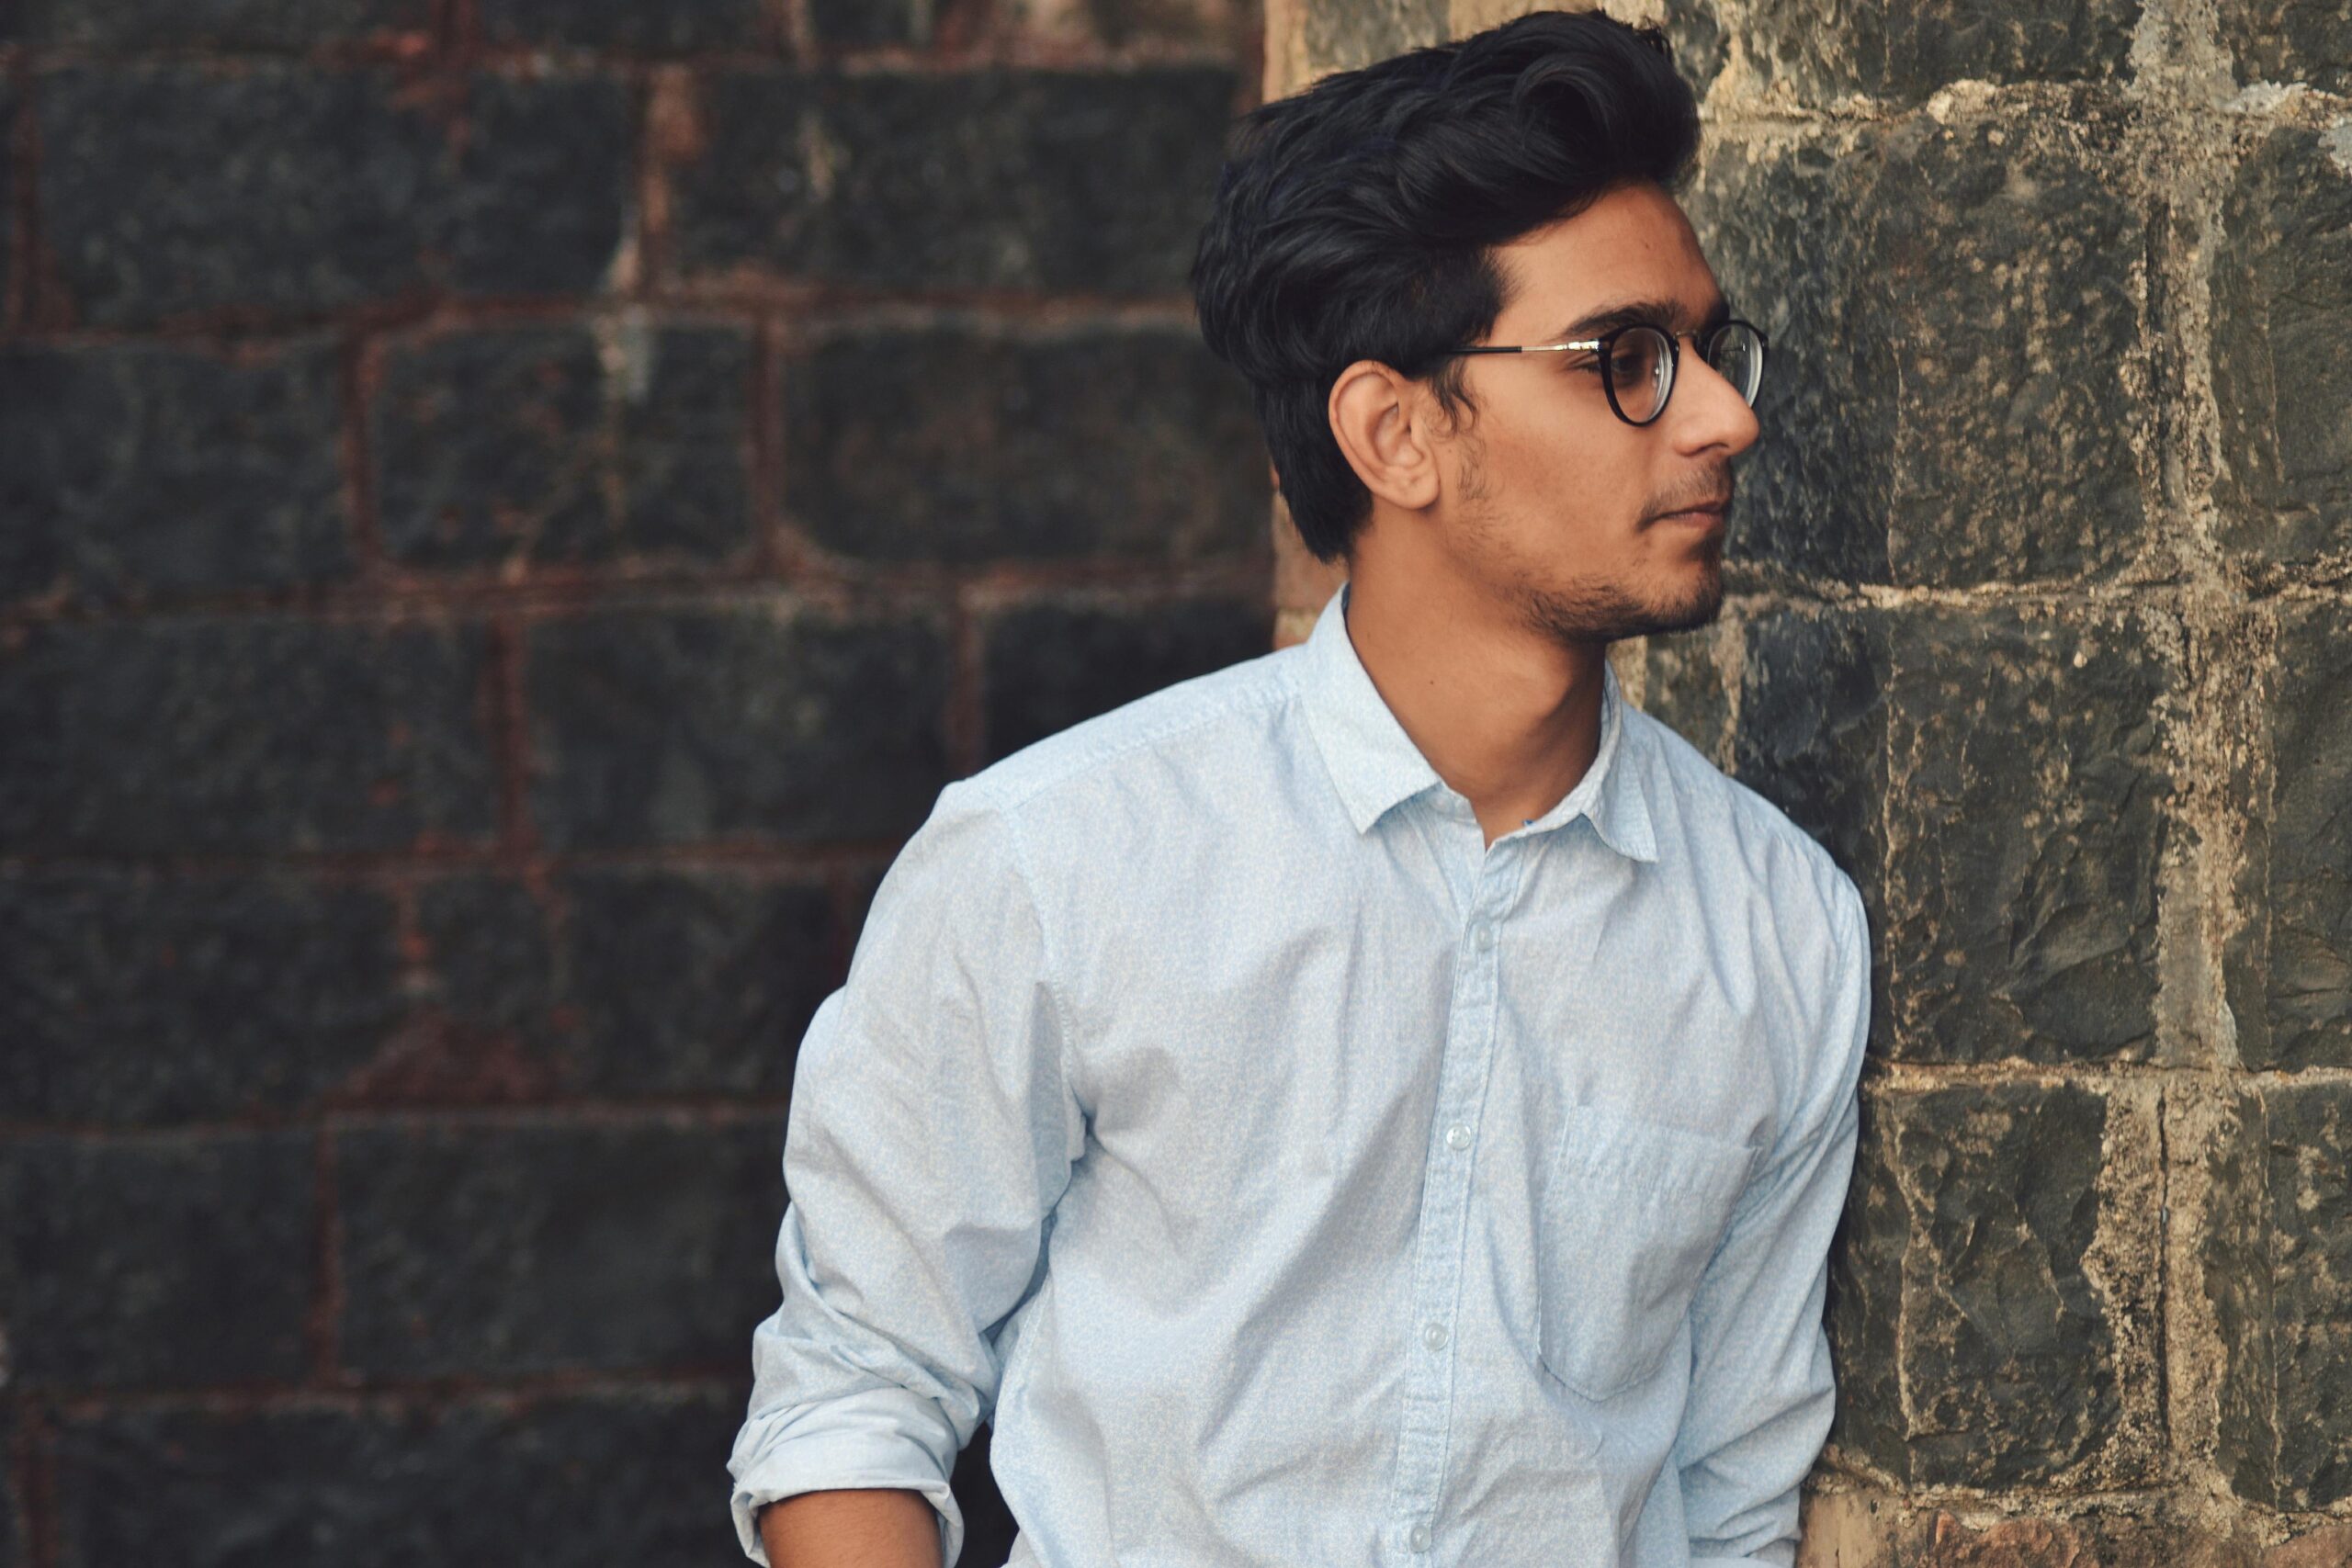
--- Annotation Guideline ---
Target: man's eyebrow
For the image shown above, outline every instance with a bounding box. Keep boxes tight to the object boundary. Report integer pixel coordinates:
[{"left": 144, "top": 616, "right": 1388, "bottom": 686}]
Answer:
[{"left": 1545, "top": 294, "right": 1734, "bottom": 343}]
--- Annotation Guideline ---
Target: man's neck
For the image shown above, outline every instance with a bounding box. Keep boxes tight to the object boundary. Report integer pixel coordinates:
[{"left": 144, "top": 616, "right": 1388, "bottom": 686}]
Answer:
[{"left": 1340, "top": 563, "right": 1609, "bottom": 849}]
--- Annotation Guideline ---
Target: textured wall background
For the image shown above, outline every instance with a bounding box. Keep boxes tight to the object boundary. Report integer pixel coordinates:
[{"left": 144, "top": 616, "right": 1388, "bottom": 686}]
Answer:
[
  {"left": 1268, "top": 0, "right": 2352, "bottom": 1561},
  {"left": 0, "top": 3, "right": 1268, "bottom": 1564}
]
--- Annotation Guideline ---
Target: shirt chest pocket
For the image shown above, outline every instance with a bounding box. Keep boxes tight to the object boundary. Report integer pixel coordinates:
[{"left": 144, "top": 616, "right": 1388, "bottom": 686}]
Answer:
[{"left": 1532, "top": 1101, "right": 1759, "bottom": 1403}]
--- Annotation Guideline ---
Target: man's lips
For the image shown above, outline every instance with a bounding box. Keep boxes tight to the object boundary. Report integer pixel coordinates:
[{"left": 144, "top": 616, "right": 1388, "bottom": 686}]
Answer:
[{"left": 1656, "top": 501, "right": 1729, "bottom": 526}]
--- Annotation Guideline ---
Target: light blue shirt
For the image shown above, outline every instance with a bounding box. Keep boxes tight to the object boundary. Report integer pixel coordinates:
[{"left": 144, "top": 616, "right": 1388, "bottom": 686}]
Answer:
[{"left": 729, "top": 580, "right": 1872, "bottom": 1568}]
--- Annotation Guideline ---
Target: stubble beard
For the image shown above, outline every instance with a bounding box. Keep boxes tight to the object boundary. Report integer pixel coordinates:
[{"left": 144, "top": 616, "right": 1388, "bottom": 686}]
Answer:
[{"left": 1453, "top": 434, "right": 1729, "bottom": 649}]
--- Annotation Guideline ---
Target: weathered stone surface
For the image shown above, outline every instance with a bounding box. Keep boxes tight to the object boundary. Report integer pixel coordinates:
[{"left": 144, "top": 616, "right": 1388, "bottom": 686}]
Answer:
[
  {"left": 1639, "top": 621, "right": 1735, "bottom": 772},
  {"left": 2261, "top": 604, "right": 2352, "bottom": 1068},
  {"left": 478, "top": 0, "right": 774, "bottom": 51},
  {"left": 1882, "top": 606, "right": 2171, "bottom": 1065},
  {"left": 1826, "top": 1080, "right": 2158, "bottom": 1488},
  {"left": 2204, "top": 1082, "right": 2352, "bottom": 1510},
  {"left": 785, "top": 322, "right": 1265, "bottom": 565},
  {"left": 0, "top": 80, "right": 15, "bottom": 320},
  {"left": 1005, "top": 0, "right": 1244, "bottom": 49},
  {"left": 1733, "top": 606, "right": 1887, "bottom": 933},
  {"left": 0, "top": 616, "right": 498, "bottom": 855},
  {"left": 2211, "top": 118, "right": 2352, "bottom": 574},
  {"left": 1739, "top": 604, "right": 2171, "bottom": 1066},
  {"left": 979, "top": 593, "right": 1271, "bottom": 760},
  {"left": 374, "top": 323, "right": 754, "bottom": 571},
  {"left": 670, "top": 67, "right": 1237, "bottom": 294},
  {"left": 336, "top": 1117, "right": 783, "bottom": 1376},
  {"left": 0, "top": 1402, "right": 22, "bottom": 1568},
  {"left": 48, "top": 1388, "right": 744, "bottom": 1567},
  {"left": 406, "top": 868, "right": 838, "bottom": 1100},
  {"left": 12, "top": 0, "right": 425, "bottom": 46},
  {"left": 0, "top": 869, "right": 404, "bottom": 1125},
  {"left": 1668, "top": 0, "right": 2141, "bottom": 107},
  {"left": 1688, "top": 96, "right": 2151, "bottom": 587},
  {"left": 39, "top": 65, "right": 629, "bottom": 326},
  {"left": 2225, "top": 602, "right": 2352, "bottom": 1071},
  {"left": 1301, "top": 0, "right": 1443, "bottom": 73},
  {"left": 1685, "top": 125, "right": 1895, "bottom": 584},
  {"left": 2267, "top": 1081, "right": 2352, "bottom": 1508},
  {"left": 524, "top": 604, "right": 951, "bottom": 848},
  {"left": 0, "top": 1132, "right": 314, "bottom": 1387},
  {"left": 809, "top": 0, "right": 933, "bottom": 47},
  {"left": 0, "top": 339, "right": 354, "bottom": 605},
  {"left": 2216, "top": 0, "right": 2352, "bottom": 94},
  {"left": 1894, "top": 1507, "right": 2256, "bottom": 1567},
  {"left": 2200, "top": 1085, "right": 2281, "bottom": 1508}
]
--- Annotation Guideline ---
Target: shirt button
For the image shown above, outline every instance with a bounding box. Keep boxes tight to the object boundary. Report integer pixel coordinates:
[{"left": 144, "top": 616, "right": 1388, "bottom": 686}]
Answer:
[
  {"left": 1444, "top": 1122, "right": 1472, "bottom": 1151},
  {"left": 1408, "top": 1523, "right": 1432, "bottom": 1552},
  {"left": 1422, "top": 1322, "right": 1448, "bottom": 1351},
  {"left": 1474, "top": 924, "right": 1495, "bottom": 951}
]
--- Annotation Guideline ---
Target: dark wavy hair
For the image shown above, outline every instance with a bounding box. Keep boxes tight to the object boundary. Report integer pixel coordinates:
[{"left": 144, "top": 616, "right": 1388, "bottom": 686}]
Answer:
[{"left": 1188, "top": 11, "right": 1702, "bottom": 562}]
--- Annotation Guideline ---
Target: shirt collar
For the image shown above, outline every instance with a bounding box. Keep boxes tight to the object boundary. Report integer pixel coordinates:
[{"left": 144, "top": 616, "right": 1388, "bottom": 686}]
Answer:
[{"left": 1295, "top": 580, "right": 1659, "bottom": 863}]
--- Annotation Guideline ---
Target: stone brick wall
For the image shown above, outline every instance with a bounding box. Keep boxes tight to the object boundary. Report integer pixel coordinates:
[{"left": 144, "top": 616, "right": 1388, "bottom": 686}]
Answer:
[
  {"left": 0, "top": 3, "right": 1266, "bottom": 1564},
  {"left": 1270, "top": 0, "right": 2351, "bottom": 1561}
]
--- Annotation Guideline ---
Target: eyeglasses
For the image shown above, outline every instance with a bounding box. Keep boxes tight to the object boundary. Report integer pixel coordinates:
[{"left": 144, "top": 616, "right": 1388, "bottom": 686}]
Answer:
[{"left": 1436, "top": 319, "right": 1769, "bottom": 427}]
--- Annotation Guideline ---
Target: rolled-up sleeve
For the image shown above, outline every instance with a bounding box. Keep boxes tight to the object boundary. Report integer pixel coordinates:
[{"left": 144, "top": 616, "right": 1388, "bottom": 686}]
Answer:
[
  {"left": 727, "top": 779, "right": 1081, "bottom": 1567},
  {"left": 1671, "top": 875, "right": 1873, "bottom": 1568}
]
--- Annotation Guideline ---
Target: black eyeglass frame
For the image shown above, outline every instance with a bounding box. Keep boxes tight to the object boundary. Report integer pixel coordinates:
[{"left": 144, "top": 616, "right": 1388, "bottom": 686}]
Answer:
[{"left": 1434, "top": 318, "right": 1770, "bottom": 428}]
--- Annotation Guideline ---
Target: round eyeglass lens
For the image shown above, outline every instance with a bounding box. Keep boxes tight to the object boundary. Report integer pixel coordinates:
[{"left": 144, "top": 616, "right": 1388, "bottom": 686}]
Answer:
[
  {"left": 1705, "top": 321, "right": 1765, "bottom": 407},
  {"left": 1605, "top": 326, "right": 1674, "bottom": 423}
]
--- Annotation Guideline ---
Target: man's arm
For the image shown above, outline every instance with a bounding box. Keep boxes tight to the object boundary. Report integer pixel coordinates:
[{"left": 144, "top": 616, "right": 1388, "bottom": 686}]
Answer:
[
  {"left": 756, "top": 1489, "right": 942, "bottom": 1568},
  {"left": 1670, "top": 875, "right": 1873, "bottom": 1568},
  {"left": 727, "top": 781, "right": 1082, "bottom": 1568}
]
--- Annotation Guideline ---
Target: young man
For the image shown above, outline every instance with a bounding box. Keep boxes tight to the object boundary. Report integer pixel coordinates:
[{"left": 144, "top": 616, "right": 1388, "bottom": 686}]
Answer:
[{"left": 729, "top": 11, "right": 1871, "bottom": 1566}]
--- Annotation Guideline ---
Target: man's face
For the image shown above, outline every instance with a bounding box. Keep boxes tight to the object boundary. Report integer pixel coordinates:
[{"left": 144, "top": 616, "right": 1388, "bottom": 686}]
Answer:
[{"left": 1430, "top": 180, "right": 1761, "bottom": 646}]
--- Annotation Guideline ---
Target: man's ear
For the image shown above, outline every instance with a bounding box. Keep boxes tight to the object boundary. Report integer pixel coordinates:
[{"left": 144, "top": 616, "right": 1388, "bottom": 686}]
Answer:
[{"left": 1328, "top": 360, "right": 1443, "bottom": 513}]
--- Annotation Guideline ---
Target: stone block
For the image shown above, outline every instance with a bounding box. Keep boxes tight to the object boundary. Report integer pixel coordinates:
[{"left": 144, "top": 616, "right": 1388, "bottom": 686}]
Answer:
[
  {"left": 0, "top": 616, "right": 498, "bottom": 855},
  {"left": 979, "top": 592, "right": 1271, "bottom": 761},
  {"left": 993, "top": 0, "right": 1244, "bottom": 51},
  {"left": 2265, "top": 1081, "right": 2352, "bottom": 1508},
  {"left": 0, "top": 1131, "right": 314, "bottom": 1387},
  {"left": 39, "top": 65, "right": 629, "bottom": 326},
  {"left": 0, "top": 339, "right": 354, "bottom": 605},
  {"left": 48, "top": 1388, "right": 744, "bottom": 1567},
  {"left": 1300, "top": 0, "right": 1444, "bottom": 73},
  {"left": 2224, "top": 601, "right": 2352, "bottom": 1071},
  {"left": 0, "top": 80, "right": 14, "bottom": 320},
  {"left": 1879, "top": 605, "right": 2172, "bottom": 1065},
  {"left": 784, "top": 322, "right": 1265, "bottom": 565},
  {"left": 373, "top": 322, "right": 754, "bottom": 571},
  {"left": 13, "top": 0, "right": 425, "bottom": 47},
  {"left": 669, "top": 67, "right": 1237, "bottom": 294},
  {"left": 1670, "top": 0, "right": 2141, "bottom": 107},
  {"left": 1894, "top": 1507, "right": 2256, "bottom": 1567},
  {"left": 1826, "top": 1079, "right": 2162, "bottom": 1488},
  {"left": 809, "top": 0, "right": 933, "bottom": 47},
  {"left": 1732, "top": 605, "right": 1888, "bottom": 927},
  {"left": 523, "top": 603, "right": 951, "bottom": 848},
  {"left": 335, "top": 1116, "right": 784, "bottom": 1376},
  {"left": 1687, "top": 96, "right": 2151, "bottom": 587},
  {"left": 0, "top": 869, "right": 404, "bottom": 1125},
  {"left": 477, "top": 0, "right": 775, "bottom": 51},
  {"left": 2217, "top": 0, "right": 2352, "bottom": 93},
  {"left": 405, "top": 868, "right": 838, "bottom": 1100},
  {"left": 2211, "top": 118, "right": 2352, "bottom": 574},
  {"left": 1639, "top": 621, "right": 1736, "bottom": 772},
  {"left": 2205, "top": 1080, "right": 2352, "bottom": 1510},
  {"left": 1737, "top": 604, "right": 2172, "bottom": 1066}
]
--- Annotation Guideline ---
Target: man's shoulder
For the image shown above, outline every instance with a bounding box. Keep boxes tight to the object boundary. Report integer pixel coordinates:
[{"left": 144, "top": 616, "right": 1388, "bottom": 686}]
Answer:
[
  {"left": 1624, "top": 702, "right": 1865, "bottom": 941},
  {"left": 958, "top": 642, "right": 1303, "bottom": 819}
]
